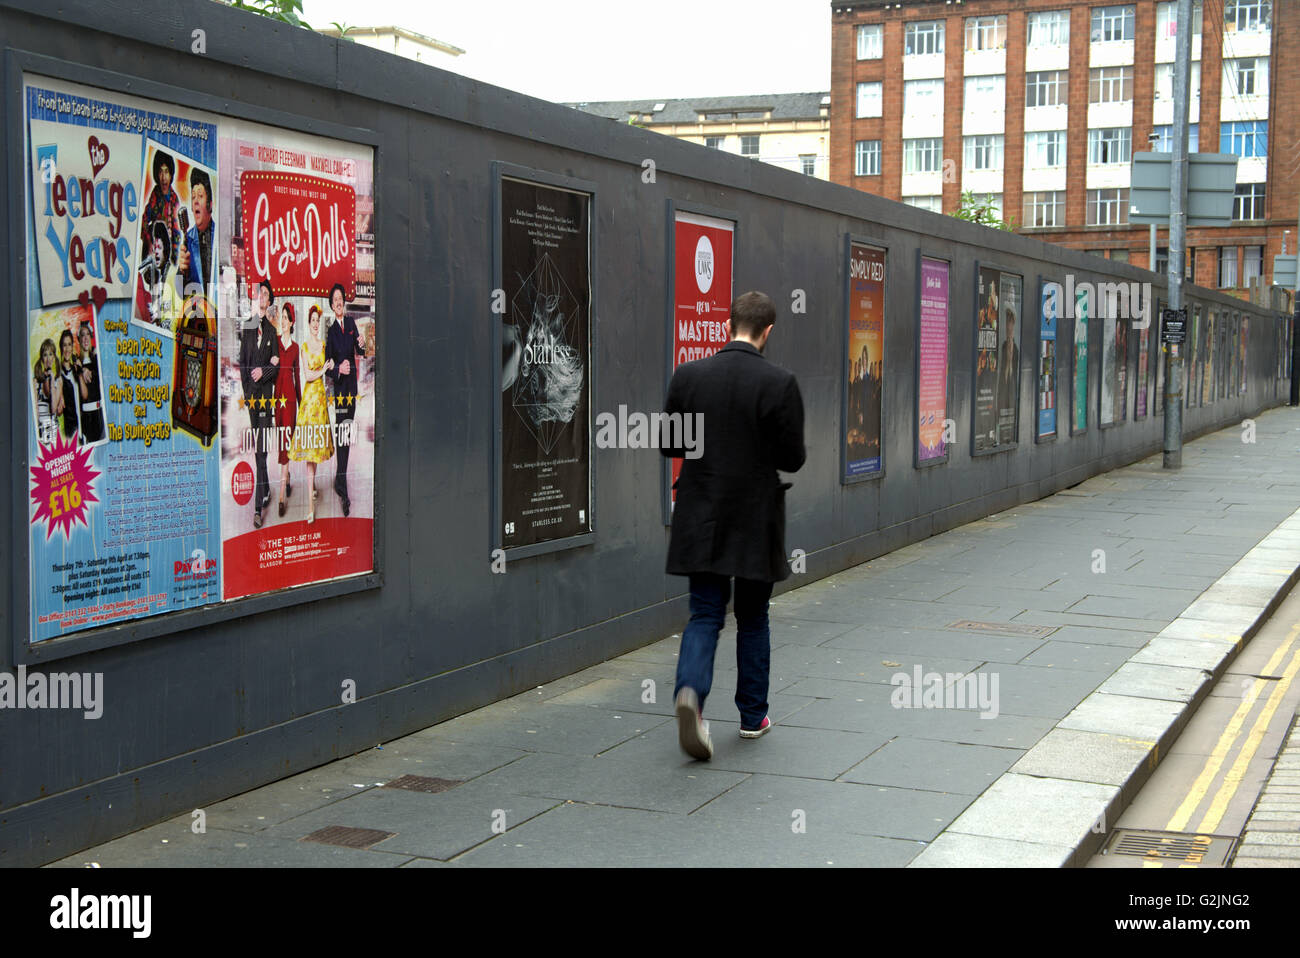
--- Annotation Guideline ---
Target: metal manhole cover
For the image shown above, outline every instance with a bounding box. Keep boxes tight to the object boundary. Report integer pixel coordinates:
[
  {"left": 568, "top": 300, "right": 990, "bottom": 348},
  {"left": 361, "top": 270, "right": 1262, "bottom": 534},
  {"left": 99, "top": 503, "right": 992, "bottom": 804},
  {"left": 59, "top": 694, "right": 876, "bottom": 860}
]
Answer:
[
  {"left": 947, "top": 620, "right": 1057, "bottom": 639},
  {"left": 382, "top": 775, "right": 463, "bottom": 794},
  {"left": 1105, "top": 829, "right": 1235, "bottom": 867},
  {"left": 301, "top": 825, "right": 396, "bottom": 849}
]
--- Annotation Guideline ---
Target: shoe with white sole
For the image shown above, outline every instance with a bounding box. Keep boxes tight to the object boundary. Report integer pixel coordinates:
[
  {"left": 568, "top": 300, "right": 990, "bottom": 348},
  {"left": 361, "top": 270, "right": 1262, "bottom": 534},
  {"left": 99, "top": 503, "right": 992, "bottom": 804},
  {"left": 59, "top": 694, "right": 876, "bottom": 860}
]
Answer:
[
  {"left": 739, "top": 715, "right": 772, "bottom": 739},
  {"left": 675, "top": 688, "right": 713, "bottom": 760}
]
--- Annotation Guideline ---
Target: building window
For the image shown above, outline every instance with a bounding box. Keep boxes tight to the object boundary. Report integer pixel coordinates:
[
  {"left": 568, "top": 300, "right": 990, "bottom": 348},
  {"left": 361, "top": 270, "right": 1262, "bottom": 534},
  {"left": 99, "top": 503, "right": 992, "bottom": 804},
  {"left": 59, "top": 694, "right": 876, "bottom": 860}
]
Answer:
[
  {"left": 800, "top": 154, "right": 817, "bottom": 176},
  {"left": 1088, "top": 127, "right": 1131, "bottom": 164},
  {"left": 964, "top": 134, "right": 1004, "bottom": 172},
  {"left": 1089, "top": 66, "right": 1134, "bottom": 104},
  {"left": 1027, "top": 10, "right": 1070, "bottom": 47},
  {"left": 1243, "top": 246, "right": 1264, "bottom": 285},
  {"left": 903, "top": 137, "right": 943, "bottom": 173},
  {"left": 1220, "top": 121, "right": 1267, "bottom": 157},
  {"left": 905, "top": 21, "right": 945, "bottom": 56},
  {"left": 1024, "top": 191, "right": 1066, "bottom": 227},
  {"left": 1219, "top": 247, "right": 1239, "bottom": 287},
  {"left": 1225, "top": 0, "right": 1271, "bottom": 33},
  {"left": 1225, "top": 58, "right": 1267, "bottom": 97},
  {"left": 1092, "top": 5, "right": 1136, "bottom": 42},
  {"left": 740, "top": 134, "right": 760, "bottom": 157},
  {"left": 1025, "top": 131, "right": 1067, "bottom": 168},
  {"left": 1087, "top": 188, "right": 1129, "bottom": 225},
  {"left": 1026, "top": 70, "right": 1068, "bottom": 108},
  {"left": 1156, "top": 1, "right": 1203, "bottom": 38},
  {"left": 857, "top": 24, "right": 883, "bottom": 60},
  {"left": 704, "top": 136, "right": 723, "bottom": 150},
  {"left": 1151, "top": 123, "right": 1200, "bottom": 152},
  {"left": 856, "top": 81, "right": 883, "bottom": 118},
  {"left": 965, "top": 74, "right": 1005, "bottom": 108},
  {"left": 904, "top": 195, "right": 943, "bottom": 212},
  {"left": 855, "top": 140, "right": 881, "bottom": 176},
  {"left": 1110, "top": 249, "right": 1129, "bottom": 263},
  {"left": 965, "top": 15, "right": 1007, "bottom": 51},
  {"left": 1156, "top": 247, "right": 1197, "bottom": 278},
  {"left": 1233, "top": 183, "right": 1266, "bottom": 220},
  {"left": 1154, "top": 62, "right": 1201, "bottom": 102},
  {"left": 903, "top": 78, "right": 945, "bottom": 115}
]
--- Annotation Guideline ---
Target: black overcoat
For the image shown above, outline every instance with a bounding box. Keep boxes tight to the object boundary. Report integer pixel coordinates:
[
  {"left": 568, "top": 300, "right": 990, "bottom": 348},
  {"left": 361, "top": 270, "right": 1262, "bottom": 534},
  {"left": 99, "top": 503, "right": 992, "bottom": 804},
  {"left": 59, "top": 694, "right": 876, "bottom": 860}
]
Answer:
[{"left": 661, "top": 340, "right": 806, "bottom": 582}]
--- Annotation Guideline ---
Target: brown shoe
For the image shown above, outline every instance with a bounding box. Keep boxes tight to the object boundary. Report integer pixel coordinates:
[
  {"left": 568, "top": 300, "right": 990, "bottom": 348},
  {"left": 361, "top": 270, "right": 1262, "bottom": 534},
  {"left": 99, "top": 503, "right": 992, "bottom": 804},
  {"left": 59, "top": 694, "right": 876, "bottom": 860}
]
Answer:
[{"left": 278, "top": 498, "right": 286, "bottom": 518}]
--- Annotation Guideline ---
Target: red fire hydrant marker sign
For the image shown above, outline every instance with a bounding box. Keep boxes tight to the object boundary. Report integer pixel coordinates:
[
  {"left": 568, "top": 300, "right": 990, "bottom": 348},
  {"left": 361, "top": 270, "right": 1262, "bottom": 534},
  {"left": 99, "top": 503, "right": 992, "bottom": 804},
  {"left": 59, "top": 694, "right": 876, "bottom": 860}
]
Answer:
[{"left": 30, "top": 432, "right": 100, "bottom": 540}]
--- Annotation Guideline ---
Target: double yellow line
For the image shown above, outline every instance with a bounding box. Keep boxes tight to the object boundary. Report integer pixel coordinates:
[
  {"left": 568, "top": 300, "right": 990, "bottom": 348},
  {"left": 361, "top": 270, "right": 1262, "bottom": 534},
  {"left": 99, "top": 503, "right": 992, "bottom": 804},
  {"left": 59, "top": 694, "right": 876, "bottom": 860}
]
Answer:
[{"left": 1143, "top": 618, "right": 1300, "bottom": 866}]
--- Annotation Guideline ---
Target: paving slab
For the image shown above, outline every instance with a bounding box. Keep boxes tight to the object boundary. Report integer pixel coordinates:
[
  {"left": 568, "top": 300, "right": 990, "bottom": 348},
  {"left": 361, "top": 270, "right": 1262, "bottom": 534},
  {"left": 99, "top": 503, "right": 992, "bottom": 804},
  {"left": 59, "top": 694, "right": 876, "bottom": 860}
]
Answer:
[
  {"left": 908, "top": 832, "right": 1074, "bottom": 868},
  {"left": 839, "top": 737, "right": 1022, "bottom": 795}
]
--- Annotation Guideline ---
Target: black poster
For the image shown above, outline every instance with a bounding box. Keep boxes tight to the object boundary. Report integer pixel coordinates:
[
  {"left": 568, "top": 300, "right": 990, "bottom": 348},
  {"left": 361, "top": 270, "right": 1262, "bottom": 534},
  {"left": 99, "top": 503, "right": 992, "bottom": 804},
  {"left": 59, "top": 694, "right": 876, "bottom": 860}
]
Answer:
[{"left": 499, "top": 177, "right": 591, "bottom": 549}]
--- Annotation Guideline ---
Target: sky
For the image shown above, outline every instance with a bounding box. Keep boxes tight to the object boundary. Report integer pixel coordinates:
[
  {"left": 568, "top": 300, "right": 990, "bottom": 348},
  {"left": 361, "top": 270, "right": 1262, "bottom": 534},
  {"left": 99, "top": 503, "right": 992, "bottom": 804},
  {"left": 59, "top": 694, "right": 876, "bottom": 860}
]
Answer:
[{"left": 303, "top": 0, "right": 832, "bottom": 104}]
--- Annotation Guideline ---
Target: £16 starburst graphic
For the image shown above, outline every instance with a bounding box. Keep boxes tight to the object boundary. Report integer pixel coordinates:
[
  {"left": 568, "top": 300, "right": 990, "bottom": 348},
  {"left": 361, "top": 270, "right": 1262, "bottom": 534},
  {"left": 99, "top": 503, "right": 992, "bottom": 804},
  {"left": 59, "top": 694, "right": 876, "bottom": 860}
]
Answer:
[{"left": 30, "top": 432, "right": 100, "bottom": 540}]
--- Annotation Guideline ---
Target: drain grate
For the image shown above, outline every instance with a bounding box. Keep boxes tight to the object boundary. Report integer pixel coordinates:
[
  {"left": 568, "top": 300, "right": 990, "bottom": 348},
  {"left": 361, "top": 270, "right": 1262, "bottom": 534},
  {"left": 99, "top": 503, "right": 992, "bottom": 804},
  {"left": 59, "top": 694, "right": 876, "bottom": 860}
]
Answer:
[
  {"left": 301, "top": 825, "right": 396, "bottom": 849},
  {"left": 1105, "top": 829, "right": 1236, "bottom": 867},
  {"left": 947, "top": 620, "right": 1057, "bottom": 639},
  {"left": 382, "top": 775, "right": 463, "bottom": 794}
]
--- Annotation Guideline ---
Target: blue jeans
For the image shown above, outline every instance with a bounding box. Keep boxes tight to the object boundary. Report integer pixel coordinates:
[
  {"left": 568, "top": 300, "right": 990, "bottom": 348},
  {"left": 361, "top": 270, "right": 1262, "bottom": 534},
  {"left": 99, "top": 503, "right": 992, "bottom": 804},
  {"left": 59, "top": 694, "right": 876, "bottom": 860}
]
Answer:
[{"left": 673, "top": 573, "right": 774, "bottom": 730}]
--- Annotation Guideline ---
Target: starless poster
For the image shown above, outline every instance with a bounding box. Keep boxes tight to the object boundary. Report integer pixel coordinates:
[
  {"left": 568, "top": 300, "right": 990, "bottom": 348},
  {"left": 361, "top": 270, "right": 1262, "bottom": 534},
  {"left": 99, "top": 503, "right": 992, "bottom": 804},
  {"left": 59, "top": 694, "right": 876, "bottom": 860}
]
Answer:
[
  {"left": 500, "top": 176, "right": 591, "bottom": 548},
  {"left": 22, "top": 75, "right": 221, "bottom": 643},
  {"left": 917, "top": 258, "right": 949, "bottom": 463},
  {"left": 218, "top": 120, "right": 376, "bottom": 598},
  {"left": 846, "top": 243, "right": 885, "bottom": 477},
  {"left": 1038, "top": 281, "right": 1059, "bottom": 440},
  {"left": 974, "top": 267, "right": 1000, "bottom": 452},
  {"left": 1073, "top": 286, "right": 1089, "bottom": 433},
  {"left": 671, "top": 211, "right": 734, "bottom": 497}
]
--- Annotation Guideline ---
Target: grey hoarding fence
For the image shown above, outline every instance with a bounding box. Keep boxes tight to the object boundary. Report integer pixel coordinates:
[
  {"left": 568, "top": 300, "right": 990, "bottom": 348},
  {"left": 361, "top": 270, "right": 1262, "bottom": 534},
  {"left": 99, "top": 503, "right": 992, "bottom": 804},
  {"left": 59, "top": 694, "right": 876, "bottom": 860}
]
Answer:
[{"left": 0, "top": 0, "right": 1287, "bottom": 866}]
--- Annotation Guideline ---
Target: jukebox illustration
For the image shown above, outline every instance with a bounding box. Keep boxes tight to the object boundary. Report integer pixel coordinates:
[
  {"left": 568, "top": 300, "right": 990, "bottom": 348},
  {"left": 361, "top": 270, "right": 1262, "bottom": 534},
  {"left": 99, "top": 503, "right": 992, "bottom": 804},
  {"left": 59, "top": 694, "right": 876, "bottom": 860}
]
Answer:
[{"left": 171, "top": 293, "right": 219, "bottom": 445}]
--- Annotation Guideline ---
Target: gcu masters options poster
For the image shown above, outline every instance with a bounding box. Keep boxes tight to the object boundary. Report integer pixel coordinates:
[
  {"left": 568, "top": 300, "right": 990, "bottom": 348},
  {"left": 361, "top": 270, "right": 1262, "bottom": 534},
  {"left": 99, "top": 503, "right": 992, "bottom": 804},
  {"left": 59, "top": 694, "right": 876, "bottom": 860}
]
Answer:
[
  {"left": 670, "top": 211, "right": 734, "bottom": 499},
  {"left": 499, "top": 177, "right": 592, "bottom": 550},
  {"left": 20, "top": 72, "right": 377, "bottom": 646}
]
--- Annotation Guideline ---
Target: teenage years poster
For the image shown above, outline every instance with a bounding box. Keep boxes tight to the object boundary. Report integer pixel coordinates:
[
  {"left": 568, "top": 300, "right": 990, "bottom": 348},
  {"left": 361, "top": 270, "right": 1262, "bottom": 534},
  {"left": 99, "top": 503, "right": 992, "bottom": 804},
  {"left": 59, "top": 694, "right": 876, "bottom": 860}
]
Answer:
[
  {"left": 218, "top": 120, "right": 377, "bottom": 599},
  {"left": 846, "top": 243, "right": 885, "bottom": 477},
  {"left": 917, "top": 258, "right": 949, "bottom": 463},
  {"left": 670, "top": 211, "right": 734, "bottom": 498},
  {"left": 499, "top": 177, "right": 592, "bottom": 549},
  {"left": 22, "top": 74, "right": 221, "bottom": 644}
]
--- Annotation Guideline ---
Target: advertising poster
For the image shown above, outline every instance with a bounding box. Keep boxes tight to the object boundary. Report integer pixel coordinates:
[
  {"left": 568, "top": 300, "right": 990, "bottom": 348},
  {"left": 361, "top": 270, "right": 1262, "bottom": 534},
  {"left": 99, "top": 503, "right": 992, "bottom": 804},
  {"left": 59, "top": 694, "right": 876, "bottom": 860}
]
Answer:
[
  {"left": 671, "top": 211, "right": 734, "bottom": 496},
  {"left": 846, "top": 243, "right": 885, "bottom": 477},
  {"left": 996, "top": 273, "right": 1022, "bottom": 446},
  {"left": 1038, "top": 281, "right": 1059, "bottom": 440},
  {"left": 218, "top": 120, "right": 376, "bottom": 598},
  {"left": 1135, "top": 324, "right": 1150, "bottom": 419},
  {"left": 1202, "top": 313, "right": 1216, "bottom": 405},
  {"left": 974, "top": 267, "right": 1001, "bottom": 451},
  {"left": 1240, "top": 318, "right": 1248, "bottom": 394},
  {"left": 1154, "top": 301, "right": 1165, "bottom": 418},
  {"left": 1073, "top": 286, "right": 1089, "bottom": 433},
  {"left": 1100, "top": 311, "right": 1117, "bottom": 425},
  {"left": 1117, "top": 316, "right": 1128, "bottom": 421},
  {"left": 917, "top": 258, "right": 949, "bottom": 463},
  {"left": 499, "top": 176, "right": 591, "bottom": 549},
  {"left": 1186, "top": 308, "right": 1200, "bottom": 408},
  {"left": 22, "top": 75, "right": 221, "bottom": 644}
]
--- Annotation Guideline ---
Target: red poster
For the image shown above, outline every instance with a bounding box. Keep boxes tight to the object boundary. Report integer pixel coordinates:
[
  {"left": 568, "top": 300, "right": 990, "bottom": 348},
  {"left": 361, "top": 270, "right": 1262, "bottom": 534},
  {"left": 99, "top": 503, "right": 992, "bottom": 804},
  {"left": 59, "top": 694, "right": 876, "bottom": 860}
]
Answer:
[
  {"left": 239, "top": 171, "right": 357, "bottom": 299},
  {"left": 671, "top": 212, "right": 734, "bottom": 495}
]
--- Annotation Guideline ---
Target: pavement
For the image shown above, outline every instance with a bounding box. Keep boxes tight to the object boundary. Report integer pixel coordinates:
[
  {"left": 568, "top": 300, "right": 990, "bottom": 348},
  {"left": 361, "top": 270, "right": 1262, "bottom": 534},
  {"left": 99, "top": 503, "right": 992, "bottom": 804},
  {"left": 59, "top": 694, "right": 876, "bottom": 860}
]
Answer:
[
  {"left": 1232, "top": 709, "right": 1300, "bottom": 867},
  {"left": 50, "top": 406, "right": 1300, "bottom": 868}
]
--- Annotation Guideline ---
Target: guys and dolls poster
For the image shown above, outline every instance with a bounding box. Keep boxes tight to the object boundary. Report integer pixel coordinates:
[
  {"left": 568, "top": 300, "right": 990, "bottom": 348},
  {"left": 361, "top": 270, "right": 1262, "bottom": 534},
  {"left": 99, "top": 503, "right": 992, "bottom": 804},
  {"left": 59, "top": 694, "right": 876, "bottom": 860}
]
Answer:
[{"left": 217, "top": 121, "right": 377, "bottom": 599}]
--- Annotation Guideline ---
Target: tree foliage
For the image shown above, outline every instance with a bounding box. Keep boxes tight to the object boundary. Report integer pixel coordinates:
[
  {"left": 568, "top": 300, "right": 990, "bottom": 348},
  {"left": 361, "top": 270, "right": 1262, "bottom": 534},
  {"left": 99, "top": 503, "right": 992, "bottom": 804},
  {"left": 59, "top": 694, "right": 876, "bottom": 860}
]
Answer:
[
  {"left": 949, "top": 190, "right": 1018, "bottom": 231},
  {"left": 226, "top": 0, "right": 312, "bottom": 28}
]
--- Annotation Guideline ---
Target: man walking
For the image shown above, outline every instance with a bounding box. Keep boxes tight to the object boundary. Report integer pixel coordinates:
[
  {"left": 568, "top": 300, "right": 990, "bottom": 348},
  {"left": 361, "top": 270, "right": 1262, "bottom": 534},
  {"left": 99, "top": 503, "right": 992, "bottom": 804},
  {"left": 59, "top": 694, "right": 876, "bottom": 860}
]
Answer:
[{"left": 661, "top": 291, "right": 806, "bottom": 760}]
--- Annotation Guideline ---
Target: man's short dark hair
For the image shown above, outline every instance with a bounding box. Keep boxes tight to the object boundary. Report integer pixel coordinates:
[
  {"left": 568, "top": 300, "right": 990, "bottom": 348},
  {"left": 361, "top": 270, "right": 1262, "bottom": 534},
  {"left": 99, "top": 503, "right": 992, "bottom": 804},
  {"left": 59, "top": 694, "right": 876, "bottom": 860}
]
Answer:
[
  {"left": 730, "top": 291, "right": 776, "bottom": 339},
  {"left": 329, "top": 283, "right": 347, "bottom": 306},
  {"left": 152, "top": 150, "right": 174, "bottom": 185},
  {"left": 189, "top": 168, "right": 212, "bottom": 208},
  {"left": 259, "top": 279, "right": 274, "bottom": 303}
]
